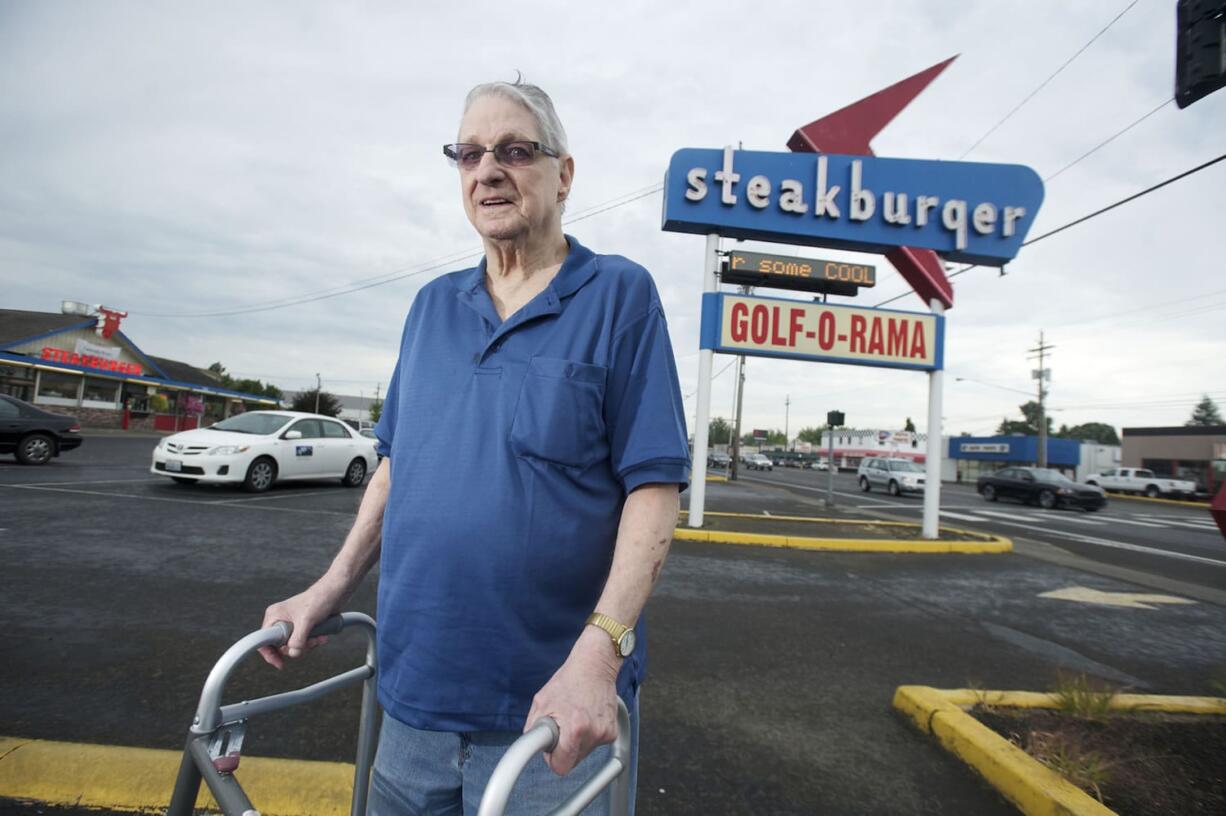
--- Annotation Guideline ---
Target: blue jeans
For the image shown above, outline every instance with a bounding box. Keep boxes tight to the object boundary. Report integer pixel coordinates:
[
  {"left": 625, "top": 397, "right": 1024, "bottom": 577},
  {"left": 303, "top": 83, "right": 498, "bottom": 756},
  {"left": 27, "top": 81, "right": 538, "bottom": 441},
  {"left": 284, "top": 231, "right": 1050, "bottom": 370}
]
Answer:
[{"left": 368, "top": 691, "right": 639, "bottom": 815}]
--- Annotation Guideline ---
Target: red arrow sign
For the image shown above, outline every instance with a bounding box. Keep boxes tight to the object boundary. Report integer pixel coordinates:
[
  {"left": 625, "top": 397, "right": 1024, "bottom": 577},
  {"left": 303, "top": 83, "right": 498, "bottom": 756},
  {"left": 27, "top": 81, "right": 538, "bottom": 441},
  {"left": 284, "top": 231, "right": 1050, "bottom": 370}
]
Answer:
[{"left": 788, "top": 57, "right": 957, "bottom": 309}]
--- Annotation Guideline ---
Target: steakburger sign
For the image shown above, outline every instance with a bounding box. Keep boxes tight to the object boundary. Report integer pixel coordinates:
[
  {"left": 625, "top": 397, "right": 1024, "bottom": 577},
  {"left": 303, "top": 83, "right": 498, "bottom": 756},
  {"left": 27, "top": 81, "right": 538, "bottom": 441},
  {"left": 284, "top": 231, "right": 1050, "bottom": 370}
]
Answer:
[{"left": 700, "top": 293, "right": 943, "bottom": 371}]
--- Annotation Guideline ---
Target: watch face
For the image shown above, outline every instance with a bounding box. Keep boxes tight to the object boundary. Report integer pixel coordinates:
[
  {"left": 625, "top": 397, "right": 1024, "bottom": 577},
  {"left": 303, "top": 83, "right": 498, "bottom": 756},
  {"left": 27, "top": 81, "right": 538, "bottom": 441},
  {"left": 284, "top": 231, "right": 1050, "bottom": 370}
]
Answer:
[{"left": 618, "top": 629, "right": 636, "bottom": 657}]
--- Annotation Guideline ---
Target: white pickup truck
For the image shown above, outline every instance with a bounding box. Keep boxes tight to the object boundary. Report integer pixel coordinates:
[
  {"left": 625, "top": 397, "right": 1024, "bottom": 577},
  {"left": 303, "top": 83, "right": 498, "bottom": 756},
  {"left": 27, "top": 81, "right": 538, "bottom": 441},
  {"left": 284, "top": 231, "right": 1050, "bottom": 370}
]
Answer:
[{"left": 1084, "top": 467, "right": 1197, "bottom": 499}]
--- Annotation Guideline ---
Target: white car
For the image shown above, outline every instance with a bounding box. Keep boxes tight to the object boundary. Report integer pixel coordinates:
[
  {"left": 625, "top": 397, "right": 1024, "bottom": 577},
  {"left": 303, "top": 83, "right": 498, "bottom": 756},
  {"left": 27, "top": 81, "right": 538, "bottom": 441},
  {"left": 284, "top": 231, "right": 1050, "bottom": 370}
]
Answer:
[
  {"left": 150, "top": 411, "right": 378, "bottom": 492},
  {"left": 857, "top": 457, "right": 926, "bottom": 496},
  {"left": 746, "top": 454, "right": 773, "bottom": 471}
]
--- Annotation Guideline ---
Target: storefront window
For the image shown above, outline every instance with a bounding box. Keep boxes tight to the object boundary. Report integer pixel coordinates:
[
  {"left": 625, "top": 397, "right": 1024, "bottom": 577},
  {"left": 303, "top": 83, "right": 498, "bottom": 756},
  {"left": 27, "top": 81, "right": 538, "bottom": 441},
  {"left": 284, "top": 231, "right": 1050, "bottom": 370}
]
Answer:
[
  {"left": 82, "top": 377, "right": 120, "bottom": 407},
  {"left": 0, "top": 365, "right": 36, "bottom": 401},
  {"left": 36, "top": 371, "right": 82, "bottom": 405}
]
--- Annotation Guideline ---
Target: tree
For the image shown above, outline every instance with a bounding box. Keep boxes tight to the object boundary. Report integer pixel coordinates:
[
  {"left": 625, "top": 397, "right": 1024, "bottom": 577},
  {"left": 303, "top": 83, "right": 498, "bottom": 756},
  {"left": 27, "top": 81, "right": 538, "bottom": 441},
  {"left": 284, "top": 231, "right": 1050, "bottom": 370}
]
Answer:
[
  {"left": 797, "top": 427, "right": 825, "bottom": 445},
  {"left": 206, "top": 362, "right": 281, "bottom": 401},
  {"left": 291, "top": 388, "right": 342, "bottom": 417},
  {"left": 708, "top": 417, "right": 732, "bottom": 445},
  {"left": 996, "top": 401, "right": 1052, "bottom": 436},
  {"left": 1187, "top": 395, "right": 1224, "bottom": 427},
  {"left": 369, "top": 398, "right": 383, "bottom": 424},
  {"left": 1056, "top": 422, "right": 1120, "bottom": 445},
  {"left": 904, "top": 417, "right": 916, "bottom": 433},
  {"left": 765, "top": 429, "right": 787, "bottom": 447}
]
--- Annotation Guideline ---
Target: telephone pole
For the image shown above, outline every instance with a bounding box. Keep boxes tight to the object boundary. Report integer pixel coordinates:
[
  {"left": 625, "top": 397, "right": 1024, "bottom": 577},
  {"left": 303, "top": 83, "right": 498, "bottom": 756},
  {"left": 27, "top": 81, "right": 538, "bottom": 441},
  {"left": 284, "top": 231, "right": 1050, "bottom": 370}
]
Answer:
[
  {"left": 730, "top": 354, "right": 746, "bottom": 480},
  {"left": 314, "top": 372, "right": 321, "bottom": 414},
  {"left": 784, "top": 395, "right": 791, "bottom": 451},
  {"left": 1027, "top": 332, "right": 1054, "bottom": 468}
]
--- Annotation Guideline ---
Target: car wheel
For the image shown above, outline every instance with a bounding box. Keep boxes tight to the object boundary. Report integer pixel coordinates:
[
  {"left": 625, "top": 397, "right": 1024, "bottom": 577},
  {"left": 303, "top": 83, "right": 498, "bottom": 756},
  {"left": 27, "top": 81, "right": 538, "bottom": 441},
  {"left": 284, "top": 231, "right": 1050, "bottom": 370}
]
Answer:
[
  {"left": 888, "top": 480, "right": 901, "bottom": 497},
  {"left": 171, "top": 477, "right": 197, "bottom": 486},
  {"left": 342, "top": 457, "right": 367, "bottom": 487},
  {"left": 859, "top": 476, "right": 871, "bottom": 492},
  {"left": 16, "top": 433, "right": 55, "bottom": 465},
  {"left": 1038, "top": 489, "right": 1056, "bottom": 509},
  {"left": 243, "top": 457, "right": 277, "bottom": 493},
  {"left": 1144, "top": 484, "right": 1160, "bottom": 499},
  {"left": 1085, "top": 506, "right": 1100, "bottom": 513},
  {"left": 981, "top": 484, "right": 997, "bottom": 502}
]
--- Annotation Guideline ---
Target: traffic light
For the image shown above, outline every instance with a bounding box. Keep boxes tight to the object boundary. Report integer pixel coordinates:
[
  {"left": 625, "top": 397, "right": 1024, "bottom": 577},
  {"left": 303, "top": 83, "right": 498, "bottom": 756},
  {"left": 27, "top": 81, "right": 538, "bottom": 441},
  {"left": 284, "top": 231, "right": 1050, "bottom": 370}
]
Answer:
[
  {"left": 827, "top": 410, "right": 845, "bottom": 428},
  {"left": 1176, "top": 0, "right": 1226, "bottom": 109}
]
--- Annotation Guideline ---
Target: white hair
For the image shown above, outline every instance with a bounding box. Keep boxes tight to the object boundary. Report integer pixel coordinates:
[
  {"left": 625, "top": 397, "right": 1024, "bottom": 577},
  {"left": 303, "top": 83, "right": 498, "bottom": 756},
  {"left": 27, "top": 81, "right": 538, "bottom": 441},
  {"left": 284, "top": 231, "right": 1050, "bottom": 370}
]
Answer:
[{"left": 461, "top": 75, "right": 569, "bottom": 156}]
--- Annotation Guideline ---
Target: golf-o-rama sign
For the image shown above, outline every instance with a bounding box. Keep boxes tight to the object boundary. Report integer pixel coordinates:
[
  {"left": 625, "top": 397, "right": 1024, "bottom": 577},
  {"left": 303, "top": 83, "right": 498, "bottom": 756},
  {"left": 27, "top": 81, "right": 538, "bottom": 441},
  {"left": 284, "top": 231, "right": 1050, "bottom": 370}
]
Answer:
[
  {"left": 701, "top": 293, "right": 942, "bottom": 371},
  {"left": 663, "top": 149, "right": 1044, "bottom": 265}
]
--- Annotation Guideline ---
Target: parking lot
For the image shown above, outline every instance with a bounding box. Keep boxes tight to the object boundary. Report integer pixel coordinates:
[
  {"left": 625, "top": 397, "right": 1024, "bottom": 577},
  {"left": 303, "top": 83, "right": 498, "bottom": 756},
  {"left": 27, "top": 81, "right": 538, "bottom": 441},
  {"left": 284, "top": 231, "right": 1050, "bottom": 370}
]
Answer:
[{"left": 4, "top": 435, "right": 1226, "bottom": 814}]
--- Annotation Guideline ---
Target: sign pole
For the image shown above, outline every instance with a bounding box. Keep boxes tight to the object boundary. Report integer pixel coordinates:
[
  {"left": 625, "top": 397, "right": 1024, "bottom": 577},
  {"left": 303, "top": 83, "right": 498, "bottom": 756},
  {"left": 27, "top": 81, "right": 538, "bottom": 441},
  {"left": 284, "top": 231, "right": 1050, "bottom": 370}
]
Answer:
[
  {"left": 826, "top": 425, "right": 835, "bottom": 508},
  {"left": 688, "top": 231, "right": 721, "bottom": 528},
  {"left": 922, "top": 299, "right": 945, "bottom": 539}
]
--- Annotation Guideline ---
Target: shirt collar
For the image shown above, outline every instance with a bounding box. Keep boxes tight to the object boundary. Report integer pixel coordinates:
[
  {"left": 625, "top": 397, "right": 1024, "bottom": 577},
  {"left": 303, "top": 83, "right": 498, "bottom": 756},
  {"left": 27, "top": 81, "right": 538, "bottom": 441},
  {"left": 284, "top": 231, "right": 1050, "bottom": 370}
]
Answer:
[{"left": 453, "top": 234, "right": 598, "bottom": 300}]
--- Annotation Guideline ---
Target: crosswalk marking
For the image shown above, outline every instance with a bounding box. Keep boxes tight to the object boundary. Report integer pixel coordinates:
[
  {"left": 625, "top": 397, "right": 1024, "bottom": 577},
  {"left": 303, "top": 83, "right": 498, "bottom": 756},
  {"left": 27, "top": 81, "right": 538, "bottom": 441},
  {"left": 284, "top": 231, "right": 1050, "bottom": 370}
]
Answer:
[
  {"left": 977, "top": 509, "right": 1049, "bottom": 522},
  {"left": 939, "top": 511, "right": 991, "bottom": 522},
  {"left": 1098, "top": 516, "right": 1167, "bottom": 529},
  {"left": 1054, "top": 516, "right": 1107, "bottom": 526}
]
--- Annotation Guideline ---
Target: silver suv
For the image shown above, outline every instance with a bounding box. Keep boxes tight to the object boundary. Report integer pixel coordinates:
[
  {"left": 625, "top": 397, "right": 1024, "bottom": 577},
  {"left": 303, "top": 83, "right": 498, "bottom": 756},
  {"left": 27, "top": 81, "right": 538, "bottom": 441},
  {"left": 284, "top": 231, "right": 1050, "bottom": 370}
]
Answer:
[{"left": 857, "top": 457, "right": 926, "bottom": 496}]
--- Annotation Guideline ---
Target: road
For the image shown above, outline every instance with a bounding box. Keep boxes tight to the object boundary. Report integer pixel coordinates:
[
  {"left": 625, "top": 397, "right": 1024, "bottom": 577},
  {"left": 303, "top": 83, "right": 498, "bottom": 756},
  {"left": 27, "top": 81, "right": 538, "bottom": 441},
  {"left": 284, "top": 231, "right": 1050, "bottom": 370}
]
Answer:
[{"left": 726, "top": 466, "right": 1226, "bottom": 593}]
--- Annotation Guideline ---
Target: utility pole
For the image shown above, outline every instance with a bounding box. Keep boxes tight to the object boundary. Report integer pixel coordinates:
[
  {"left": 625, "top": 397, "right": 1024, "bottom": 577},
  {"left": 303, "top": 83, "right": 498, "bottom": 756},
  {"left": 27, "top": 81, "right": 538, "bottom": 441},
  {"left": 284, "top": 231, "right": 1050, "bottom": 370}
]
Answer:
[
  {"left": 784, "top": 394, "right": 791, "bottom": 451},
  {"left": 730, "top": 354, "right": 746, "bottom": 480},
  {"left": 1028, "top": 332, "right": 1054, "bottom": 468},
  {"left": 314, "top": 372, "right": 321, "bottom": 414}
]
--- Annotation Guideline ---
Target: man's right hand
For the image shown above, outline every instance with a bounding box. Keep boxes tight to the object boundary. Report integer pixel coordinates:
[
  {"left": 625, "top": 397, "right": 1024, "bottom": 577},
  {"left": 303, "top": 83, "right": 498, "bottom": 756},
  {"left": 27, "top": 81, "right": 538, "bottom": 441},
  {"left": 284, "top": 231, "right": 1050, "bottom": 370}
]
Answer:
[{"left": 258, "top": 583, "right": 344, "bottom": 669}]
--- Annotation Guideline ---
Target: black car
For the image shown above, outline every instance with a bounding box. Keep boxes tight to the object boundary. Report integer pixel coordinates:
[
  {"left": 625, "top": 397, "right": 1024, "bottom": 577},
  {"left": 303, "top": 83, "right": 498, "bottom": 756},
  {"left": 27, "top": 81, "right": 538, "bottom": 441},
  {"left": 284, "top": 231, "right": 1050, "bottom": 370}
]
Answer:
[
  {"left": 0, "top": 394, "right": 83, "bottom": 465},
  {"left": 977, "top": 466, "right": 1106, "bottom": 511}
]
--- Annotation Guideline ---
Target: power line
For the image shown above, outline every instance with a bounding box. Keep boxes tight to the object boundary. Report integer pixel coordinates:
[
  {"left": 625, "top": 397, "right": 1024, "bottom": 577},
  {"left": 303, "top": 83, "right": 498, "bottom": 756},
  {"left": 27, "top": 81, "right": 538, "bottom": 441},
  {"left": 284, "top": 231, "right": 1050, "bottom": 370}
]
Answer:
[
  {"left": 958, "top": 0, "right": 1142, "bottom": 159},
  {"left": 874, "top": 151, "right": 1226, "bottom": 306},
  {"left": 1044, "top": 98, "right": 1172, "bottom": 183},
  {"left": 130, "top": 182, "right": 666, "bottom": 319}
]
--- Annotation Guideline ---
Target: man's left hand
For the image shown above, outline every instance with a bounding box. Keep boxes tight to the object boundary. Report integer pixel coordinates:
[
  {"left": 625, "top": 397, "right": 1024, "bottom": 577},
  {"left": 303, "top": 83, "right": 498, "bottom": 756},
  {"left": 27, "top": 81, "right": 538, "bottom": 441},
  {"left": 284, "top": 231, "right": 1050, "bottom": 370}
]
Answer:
[{"left": 525, "top": 626, "right": 621, "bottom": 776}]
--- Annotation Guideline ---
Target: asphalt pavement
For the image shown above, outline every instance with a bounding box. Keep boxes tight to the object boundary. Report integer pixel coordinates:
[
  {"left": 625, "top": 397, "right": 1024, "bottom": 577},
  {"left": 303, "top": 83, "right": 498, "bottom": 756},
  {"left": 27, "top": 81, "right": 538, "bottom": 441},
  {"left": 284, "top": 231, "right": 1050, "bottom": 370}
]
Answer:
[{"left": 3, "top": 437, "right": 1226, "bottom": 815}]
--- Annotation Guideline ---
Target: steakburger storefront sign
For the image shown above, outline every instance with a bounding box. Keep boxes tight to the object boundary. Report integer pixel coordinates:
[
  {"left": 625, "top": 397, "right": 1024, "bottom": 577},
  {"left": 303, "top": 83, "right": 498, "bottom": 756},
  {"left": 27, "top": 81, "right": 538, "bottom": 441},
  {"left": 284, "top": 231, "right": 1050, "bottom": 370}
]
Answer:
[
  {"left": 700, "top": 293, "right": 942, "bottom": 372},
  {"left": 41, "top": 346, "right": 143, "bottom": 375}
]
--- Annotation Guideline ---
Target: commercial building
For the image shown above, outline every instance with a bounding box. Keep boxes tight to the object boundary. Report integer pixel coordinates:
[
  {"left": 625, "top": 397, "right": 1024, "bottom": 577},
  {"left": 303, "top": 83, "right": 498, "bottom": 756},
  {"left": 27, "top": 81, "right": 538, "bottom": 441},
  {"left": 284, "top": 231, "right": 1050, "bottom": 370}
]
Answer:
[
  {"left": 1122, "top": 425, "right": 1226, "bottom": 494},
  {"left": 945, "top": 435, "right": 1119, "bottom": 483},
  {"left": 816, "top": 429, "right": 928, "bottom": 469},
  {"left": 0, "top": 307, "right": 277, "bottom": 430}
]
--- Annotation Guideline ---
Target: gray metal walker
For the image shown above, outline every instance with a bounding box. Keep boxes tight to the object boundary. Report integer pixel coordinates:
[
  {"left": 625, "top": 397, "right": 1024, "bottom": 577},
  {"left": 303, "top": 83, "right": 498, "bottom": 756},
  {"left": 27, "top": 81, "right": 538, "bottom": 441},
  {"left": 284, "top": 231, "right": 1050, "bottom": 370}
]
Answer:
[{"left": 167, "top": 612, "right": 631, "bottom": 816}]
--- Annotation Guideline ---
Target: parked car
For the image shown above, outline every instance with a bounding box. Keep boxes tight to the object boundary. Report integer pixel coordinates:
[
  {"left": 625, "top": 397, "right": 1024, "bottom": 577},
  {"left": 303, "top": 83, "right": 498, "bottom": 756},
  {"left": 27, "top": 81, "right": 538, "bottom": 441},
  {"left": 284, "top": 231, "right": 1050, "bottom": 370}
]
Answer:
[
  {"left": 150, "top": 410, "right": 378, "bottom": 492},
  {"left": 359, "top": 428, "right": 382, "bottom": 461},
  {"left": 807, "top": 461, "right": 830, "bottom": 471},
  {"left": 857, "top": 457, "right": 925, "bottom": 496},
  {"left": 746, "top": 454, "right": 773, "bottom": 471},
  {"left": 0, "top": 394, "right": 82, "bottom": 465},
  {"left": 1084, "top": 467, "right": 1196, "bottom": 499},
  {"left": 977, "top": 466, "right": 1106, "bottom": 511},
  {"left": 707, "top": 451, "right": 732, "bottom": 469}
]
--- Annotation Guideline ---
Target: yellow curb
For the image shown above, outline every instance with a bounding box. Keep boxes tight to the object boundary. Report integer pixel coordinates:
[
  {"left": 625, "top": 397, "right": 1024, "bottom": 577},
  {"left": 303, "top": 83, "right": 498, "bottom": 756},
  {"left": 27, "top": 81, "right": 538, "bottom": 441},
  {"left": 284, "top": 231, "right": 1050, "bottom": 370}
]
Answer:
[
  {"left": 893, "top": 686, "right": 1226, "bottom": 816},
  {"left": 1101, "top": 490, "right": 1208, "bottom": 508},
  {"left": 0, "top": 736, "right": 354, "bottom": 815},
  {"left": 673, "top": 526, "right": 1012, "bottom": 554},
  {"left": 705, "top": 474, "right": 729, "bottom": 482}
]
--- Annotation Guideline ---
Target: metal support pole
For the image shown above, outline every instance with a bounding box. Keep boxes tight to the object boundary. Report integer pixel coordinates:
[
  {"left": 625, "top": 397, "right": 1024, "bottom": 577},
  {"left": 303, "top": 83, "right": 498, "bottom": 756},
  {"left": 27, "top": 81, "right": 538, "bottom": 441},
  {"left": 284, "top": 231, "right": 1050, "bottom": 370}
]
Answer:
[
  {"left": 922, "top": 299, "right": 945, "bottom": 539},
  {"left": 826, "top": 425, "right": 835, "bottom": 508},
  {"left": 688, "top": 232, "right": 721, "bottom": 528},
  {"left": 729, "top": 354, "right": 745, "bottom": 481}
]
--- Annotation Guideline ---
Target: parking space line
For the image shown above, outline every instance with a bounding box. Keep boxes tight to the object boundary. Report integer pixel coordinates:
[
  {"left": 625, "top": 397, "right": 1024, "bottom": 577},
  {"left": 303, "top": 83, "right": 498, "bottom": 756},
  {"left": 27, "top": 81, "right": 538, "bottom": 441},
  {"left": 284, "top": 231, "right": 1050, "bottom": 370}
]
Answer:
[
  {"left": 0, "top": 484, "right": 354, "bottom": 516},
  {"left": 17, "top": 478, "right": 163, "bottom": 487},
  {"left": 215, "top": 489, "right": 345, "bottom": 505}
]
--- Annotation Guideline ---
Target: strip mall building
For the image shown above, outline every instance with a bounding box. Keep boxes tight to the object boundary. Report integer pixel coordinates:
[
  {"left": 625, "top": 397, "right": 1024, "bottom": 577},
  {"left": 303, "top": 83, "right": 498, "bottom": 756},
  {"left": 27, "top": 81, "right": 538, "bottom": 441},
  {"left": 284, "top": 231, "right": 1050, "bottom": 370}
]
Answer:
[{"left": 0, "top": 307, "right": 277, "bottom": 430}]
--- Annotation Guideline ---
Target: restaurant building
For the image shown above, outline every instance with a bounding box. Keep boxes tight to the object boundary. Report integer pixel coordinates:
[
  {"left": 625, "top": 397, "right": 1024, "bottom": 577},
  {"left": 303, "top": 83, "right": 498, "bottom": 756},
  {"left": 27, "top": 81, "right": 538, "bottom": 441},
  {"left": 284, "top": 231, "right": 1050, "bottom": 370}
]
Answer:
[{"left": 0, "top": 306, "right": 278, "bottom": 430}]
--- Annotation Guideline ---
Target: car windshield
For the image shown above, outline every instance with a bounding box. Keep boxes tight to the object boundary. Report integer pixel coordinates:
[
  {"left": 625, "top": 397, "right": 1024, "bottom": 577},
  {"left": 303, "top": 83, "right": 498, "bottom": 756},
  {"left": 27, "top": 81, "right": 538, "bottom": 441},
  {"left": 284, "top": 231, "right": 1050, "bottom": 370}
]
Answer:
[
  {"left": 208, "top": 413, "right": 293, "bottom": 435},
  {"left": 887, "top": 460, "right": 924, "bottom": 472},
  {"left": 1031, "top": 469, "right": 1074, "bottom": 485}
]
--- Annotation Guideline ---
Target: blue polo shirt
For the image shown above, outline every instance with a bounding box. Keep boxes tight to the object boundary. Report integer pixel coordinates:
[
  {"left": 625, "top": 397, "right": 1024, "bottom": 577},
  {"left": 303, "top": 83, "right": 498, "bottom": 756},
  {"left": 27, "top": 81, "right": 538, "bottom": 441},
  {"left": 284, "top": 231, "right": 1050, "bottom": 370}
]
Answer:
[{"left": 373, "top": 235, "right": 690, "bottom": 732}]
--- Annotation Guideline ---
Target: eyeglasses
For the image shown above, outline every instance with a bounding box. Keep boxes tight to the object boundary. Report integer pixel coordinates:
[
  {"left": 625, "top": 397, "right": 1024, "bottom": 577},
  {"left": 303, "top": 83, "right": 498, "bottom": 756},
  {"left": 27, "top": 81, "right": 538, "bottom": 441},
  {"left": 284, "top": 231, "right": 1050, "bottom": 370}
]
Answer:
[{"left": 443, "top": 141, "right": 559, "bottom": 170}]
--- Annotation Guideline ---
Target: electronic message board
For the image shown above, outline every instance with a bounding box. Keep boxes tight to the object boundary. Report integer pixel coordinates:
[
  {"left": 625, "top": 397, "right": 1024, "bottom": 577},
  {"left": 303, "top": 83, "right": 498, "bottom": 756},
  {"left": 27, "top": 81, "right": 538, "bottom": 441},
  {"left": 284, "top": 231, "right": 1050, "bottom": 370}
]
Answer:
[{"left": 723, "top": 250, "right": 876, "bottom": 295}]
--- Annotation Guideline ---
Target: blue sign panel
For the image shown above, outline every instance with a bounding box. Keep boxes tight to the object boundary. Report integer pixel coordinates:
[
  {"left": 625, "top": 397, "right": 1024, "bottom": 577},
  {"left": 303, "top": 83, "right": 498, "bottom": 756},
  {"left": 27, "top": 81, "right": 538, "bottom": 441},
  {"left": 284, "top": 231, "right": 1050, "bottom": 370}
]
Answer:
[{"left": 662, "top": 148, "right": 1044, "bottom": 265}]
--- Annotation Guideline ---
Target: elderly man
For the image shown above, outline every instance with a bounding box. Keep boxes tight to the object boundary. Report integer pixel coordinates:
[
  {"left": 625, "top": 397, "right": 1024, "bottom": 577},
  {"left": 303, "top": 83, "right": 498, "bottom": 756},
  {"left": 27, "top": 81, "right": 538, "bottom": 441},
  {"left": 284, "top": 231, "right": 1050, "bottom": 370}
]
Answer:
[{"left": 260, "top": 78, "right": 690, "bottom": 814}]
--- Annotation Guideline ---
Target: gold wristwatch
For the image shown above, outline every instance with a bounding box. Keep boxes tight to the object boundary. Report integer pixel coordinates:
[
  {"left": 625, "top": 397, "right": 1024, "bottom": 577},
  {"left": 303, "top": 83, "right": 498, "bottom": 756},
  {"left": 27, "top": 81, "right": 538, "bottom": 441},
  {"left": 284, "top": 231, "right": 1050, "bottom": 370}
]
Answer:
[{"left": 586, "top": 612, "right": 636, "bottom": 658}]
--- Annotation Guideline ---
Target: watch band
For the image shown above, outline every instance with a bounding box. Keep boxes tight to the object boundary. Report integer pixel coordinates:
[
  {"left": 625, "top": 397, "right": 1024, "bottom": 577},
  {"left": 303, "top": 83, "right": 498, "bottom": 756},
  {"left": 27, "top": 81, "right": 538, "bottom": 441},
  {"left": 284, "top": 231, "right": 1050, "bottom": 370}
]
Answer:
[{"left": 586, "top": 612, "right": 632, "bottom": 656}]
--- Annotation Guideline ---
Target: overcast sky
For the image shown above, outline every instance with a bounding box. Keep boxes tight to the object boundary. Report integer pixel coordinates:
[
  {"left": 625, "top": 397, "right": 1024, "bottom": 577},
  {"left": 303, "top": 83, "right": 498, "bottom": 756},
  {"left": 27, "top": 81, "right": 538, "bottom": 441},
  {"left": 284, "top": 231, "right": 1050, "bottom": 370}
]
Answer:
[{"left": 3, "top": 1, "right": 1223, "bottom": 439}]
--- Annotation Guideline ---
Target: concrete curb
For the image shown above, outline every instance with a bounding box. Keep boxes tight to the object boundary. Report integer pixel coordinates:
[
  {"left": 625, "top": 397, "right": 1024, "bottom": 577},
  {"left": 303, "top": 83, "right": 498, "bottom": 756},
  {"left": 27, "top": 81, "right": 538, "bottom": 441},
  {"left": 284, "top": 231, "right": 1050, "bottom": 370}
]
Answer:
[
  {"left": 675, "top": 511, "right": 1013, "bottom": 554},
  {"left": 1101, "top": 490, "right": 1209, "bottom": 508},
  {"left": 0, "top": 736, "right": 354, "bottom": 815},
  {"left": 893, "top": 686, "right": 1226, "bottom": 816}
]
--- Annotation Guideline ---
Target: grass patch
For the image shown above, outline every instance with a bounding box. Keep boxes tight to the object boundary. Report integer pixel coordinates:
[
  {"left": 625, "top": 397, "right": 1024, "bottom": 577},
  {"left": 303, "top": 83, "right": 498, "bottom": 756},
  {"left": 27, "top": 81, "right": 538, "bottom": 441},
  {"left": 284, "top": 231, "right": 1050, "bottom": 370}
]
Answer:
[{"left": 1050, "top": 672, "right": 1122, "bottom": 721}]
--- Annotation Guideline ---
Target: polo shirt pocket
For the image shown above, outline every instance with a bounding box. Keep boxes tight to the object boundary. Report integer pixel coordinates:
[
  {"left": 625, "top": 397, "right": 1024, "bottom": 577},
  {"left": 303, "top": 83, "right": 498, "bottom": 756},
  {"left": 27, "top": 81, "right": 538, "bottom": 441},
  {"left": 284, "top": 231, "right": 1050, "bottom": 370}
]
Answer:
[{"left": 510, "top": 356, "right": 608, "bottom": 469}]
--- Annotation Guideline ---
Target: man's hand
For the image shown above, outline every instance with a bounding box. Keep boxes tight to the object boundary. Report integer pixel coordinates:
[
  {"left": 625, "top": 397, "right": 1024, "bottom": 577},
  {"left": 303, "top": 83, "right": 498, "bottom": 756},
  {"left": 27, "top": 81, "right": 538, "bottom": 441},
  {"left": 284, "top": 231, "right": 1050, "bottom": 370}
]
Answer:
[
  {"left": 257, "top": 580, "right": 345, "bottom": 669},
  {"left": 524, "top": 626, "right": 622, "bottom": 776}
]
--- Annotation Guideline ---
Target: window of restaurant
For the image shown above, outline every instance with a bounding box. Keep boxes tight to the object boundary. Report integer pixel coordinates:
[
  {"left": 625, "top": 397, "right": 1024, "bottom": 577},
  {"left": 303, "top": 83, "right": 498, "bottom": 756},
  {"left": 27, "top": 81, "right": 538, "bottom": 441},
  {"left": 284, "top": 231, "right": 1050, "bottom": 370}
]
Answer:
[
  {"left": 122, "top": 381, "right": 152, "bottom": 413},
  {"left": 0, "top": 364, "right": 36, "bottom": 401},
  {"left": 36, "top": 371, "right": 82, "bottom": 406},
  {"left": 82, "top": 376, "right": 121, "bottom": 408}
]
